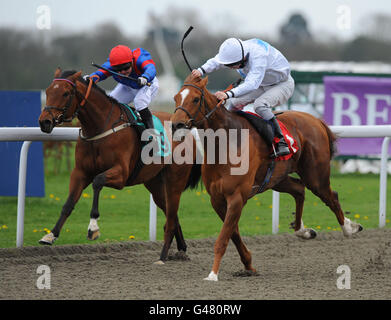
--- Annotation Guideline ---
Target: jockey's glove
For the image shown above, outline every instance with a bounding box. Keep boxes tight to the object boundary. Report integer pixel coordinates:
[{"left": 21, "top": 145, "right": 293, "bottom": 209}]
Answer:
[{"left": 137, "top": 76, "right": 148, "bottom": 86}]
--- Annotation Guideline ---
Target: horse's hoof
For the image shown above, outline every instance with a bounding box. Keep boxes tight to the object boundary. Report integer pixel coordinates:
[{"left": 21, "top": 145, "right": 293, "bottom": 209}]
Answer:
[
  {"left": 309, "top": 229, "right": 317, "bottom": 239},
  {"left": 168, "top": 251, "right": 190, "bottom": 261},
  {"left": 154, "top": 260, "right": 165, "bottom": 265},
  {"left": 87, "top": 229, "right": 100, "bottom": 241},
  {"left": 203, "top": 271, "right": 218, "bottom": 281},
  {"left": 233, "top": 269, "right": 259, "bottom": 277},
  {"left": 39, "top": 232, "right": 57, "bottom": 245},
  {"left": 295, "top": 228, "right": 317, "bottom": 240}
]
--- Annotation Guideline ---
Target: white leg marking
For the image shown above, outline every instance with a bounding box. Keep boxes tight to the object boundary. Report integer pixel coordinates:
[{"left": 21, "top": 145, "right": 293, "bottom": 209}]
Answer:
[
  {"left": 40, "top": 232, "right": 57, "bottom": 244},
  {"left": 203, "top": 271, "right": 218, "bottom": 281},
  {"left": 341, "top": 217, "right": 362, "bottom": 237},
  {"left": 88, "top": 218, "right": 99, "bottom": 232}
]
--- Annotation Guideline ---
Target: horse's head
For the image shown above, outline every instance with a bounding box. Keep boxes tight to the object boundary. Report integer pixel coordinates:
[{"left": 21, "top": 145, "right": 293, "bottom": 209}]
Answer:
[
  {"left": 39, "top": 68, "right": 82, "bottom": 133},
  {"left": 171, "top": 74, "right": 218, "bottom": 131}
]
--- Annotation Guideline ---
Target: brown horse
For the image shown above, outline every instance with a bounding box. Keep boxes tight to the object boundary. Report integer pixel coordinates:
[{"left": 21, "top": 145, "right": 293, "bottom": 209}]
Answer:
[
  {"left": 171, "top": 74, "right": 362, "bottom": 281},
  {"left": 38, "top": 68, "right": 201, "bottom": 263}
]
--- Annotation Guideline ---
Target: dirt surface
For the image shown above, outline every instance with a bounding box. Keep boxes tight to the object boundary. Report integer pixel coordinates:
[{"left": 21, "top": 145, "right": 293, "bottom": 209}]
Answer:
[{"left": 1, "top": 228, "right": 390, "bottom": 300}]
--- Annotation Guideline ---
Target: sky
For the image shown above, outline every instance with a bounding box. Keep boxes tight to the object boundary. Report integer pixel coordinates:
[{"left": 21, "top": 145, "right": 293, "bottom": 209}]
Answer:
[{"left": 0, "top": 0, "right": 390, "bottom": 40}]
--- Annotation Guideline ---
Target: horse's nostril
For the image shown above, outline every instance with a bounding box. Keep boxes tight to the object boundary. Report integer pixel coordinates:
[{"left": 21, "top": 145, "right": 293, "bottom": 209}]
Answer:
[{"left": 39, "top": 119, "right": 53, "bottom": 133}]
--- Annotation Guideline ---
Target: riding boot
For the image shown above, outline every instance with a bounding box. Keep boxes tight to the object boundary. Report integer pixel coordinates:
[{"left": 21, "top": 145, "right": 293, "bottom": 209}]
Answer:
[
  {"left": 270, "top": 116, "right": 290, "bottom": 157},
  {"left": 139, "top": 108, "right": 155, "bottom": 131}
]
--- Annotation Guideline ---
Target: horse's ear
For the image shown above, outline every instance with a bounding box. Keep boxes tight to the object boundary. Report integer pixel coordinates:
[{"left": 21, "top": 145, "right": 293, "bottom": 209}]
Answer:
[
  {"left": 54, "top": 67, "right": 62, "bottom": 78},
  {"left": 70, "top": 71, "right": 83, "bottom": 80},
  {"left": 200, "top": 75, "right": 209, "bottom": 87}
]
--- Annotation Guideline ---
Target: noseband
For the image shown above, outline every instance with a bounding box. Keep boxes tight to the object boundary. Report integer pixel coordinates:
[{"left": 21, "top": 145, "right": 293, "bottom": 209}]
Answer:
[{"left": 174, "top": 83, "right": 221, "bottom": 128}]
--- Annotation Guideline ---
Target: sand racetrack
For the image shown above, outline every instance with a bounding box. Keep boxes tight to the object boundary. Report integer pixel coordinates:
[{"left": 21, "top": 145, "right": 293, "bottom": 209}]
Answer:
[{"left": 1, "top": 228, "right": 390, "bottom": 300}]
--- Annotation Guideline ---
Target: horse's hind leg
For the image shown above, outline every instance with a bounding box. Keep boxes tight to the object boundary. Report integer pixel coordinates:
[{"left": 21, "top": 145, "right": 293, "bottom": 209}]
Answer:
[
  {"left": 298, "top": 161, "right": 363, "bottom": 237},
  {"left": 144, "top": 172, "right": 187, "bottom": 263},
  {"left": 273, "top": 176, "right": 316, "bottom": 239}
]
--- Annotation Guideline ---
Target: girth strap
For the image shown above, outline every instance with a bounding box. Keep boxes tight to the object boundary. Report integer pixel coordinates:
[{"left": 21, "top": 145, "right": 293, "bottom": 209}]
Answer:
[
  {"left": 79, "top": 123, "right": 131, "bottom": 141},
  {"left": 255, "top": 160, "right": 275, "bottom": 194}
]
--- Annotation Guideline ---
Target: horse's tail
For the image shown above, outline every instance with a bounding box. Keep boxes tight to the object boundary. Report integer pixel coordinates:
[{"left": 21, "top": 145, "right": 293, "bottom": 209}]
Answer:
[
  {"left": 184, "top": 164, "right": 202, "bottom": 190},
  {"left": 320, "top": 119, "right": 337, "bottom": 159}
]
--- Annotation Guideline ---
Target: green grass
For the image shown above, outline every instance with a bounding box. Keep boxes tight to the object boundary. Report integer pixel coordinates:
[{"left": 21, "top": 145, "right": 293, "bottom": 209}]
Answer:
[{"left": 0, "top": 153, "right": 389, "bottom": 248}]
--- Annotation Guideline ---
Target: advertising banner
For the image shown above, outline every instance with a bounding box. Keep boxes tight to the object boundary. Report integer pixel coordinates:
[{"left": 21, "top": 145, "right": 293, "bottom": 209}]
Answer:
[
  {"left": 0, "top": 91, "right": 44, "bottom": 197},
  {"left": 324, "top": 76, "right": 391, "bottom": 155}
]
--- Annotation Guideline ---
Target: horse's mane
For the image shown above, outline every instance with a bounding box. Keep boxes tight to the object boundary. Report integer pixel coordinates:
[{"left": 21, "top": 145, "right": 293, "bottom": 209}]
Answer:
[{"left": 61, "top": 70, "right": 121, "bottom": 106}]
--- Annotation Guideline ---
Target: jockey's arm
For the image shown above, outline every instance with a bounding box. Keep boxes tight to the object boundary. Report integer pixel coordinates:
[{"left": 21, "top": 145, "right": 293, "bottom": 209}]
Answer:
[
  {"left": 228, "top": 67, "right": 265, "bottom": 98},
  {"left": 88, "top": 59, "right": 112, "bottom": 82},
  {"left": 197, "top": 55, "right": 223, "bottom": 75},
  {"left": 140, "top": 62, "right": 156, "bottom": 83}
]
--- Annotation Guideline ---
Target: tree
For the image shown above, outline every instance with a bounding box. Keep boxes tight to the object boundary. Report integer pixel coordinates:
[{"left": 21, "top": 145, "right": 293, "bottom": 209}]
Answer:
[{"left": 279, "top": 13, "right": 312, "bottom": 45}]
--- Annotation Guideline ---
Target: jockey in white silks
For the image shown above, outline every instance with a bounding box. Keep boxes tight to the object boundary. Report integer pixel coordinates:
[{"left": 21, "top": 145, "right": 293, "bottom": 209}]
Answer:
[{"left": 192, "top": 38, "right": 295, "bottom": 157}]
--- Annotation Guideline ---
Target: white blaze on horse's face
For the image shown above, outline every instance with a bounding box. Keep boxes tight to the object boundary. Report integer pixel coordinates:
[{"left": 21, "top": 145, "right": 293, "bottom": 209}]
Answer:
[{"left": 180, "top": 88, "right": 190, "bottom": 106}]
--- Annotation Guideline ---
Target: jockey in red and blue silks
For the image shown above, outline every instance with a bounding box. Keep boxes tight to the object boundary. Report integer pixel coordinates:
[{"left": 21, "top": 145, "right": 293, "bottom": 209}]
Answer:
[{"left": 88, "top": 45, "right": 159, "bottom": 130}]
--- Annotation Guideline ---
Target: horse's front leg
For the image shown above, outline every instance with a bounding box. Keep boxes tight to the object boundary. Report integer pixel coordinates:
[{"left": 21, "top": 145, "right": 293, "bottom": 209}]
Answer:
[
  {"left": 87, "top": 165, "right": 126, "bottom": 240},
  {"left": 39, "top": 169, "right": 90, "bottom": 245},
  {"left": 205, "top": 192, "right": 247, "bottom": 281},
  {"left": 87, "top": 174, "right": 105, "bottom": 240}
]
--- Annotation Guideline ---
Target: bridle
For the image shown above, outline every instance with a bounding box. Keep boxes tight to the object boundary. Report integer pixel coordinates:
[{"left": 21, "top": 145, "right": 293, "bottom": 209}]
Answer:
[
  {"left": 43, "top": 77, "right": 95, "bottom": 125},
  {"left": 174, "top": 83, "right": 223, "bottom": 129}
]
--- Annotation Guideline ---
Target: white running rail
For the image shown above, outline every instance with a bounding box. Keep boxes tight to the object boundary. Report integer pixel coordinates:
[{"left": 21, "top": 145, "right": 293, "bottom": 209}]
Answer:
[{"left": 1, "top": 125, "right": 390, "bottom": 247}]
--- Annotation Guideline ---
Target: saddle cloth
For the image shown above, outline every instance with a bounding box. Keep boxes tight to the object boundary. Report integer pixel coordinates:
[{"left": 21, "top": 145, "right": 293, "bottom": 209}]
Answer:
[{"left": 120, "top": 103, "right": 171, "bottom": 157}]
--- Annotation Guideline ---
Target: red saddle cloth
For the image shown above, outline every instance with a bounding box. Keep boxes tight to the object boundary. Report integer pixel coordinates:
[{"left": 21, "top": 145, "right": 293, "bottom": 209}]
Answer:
[{"left": 273, "top": 120, "right": 299, "bottom": 161}]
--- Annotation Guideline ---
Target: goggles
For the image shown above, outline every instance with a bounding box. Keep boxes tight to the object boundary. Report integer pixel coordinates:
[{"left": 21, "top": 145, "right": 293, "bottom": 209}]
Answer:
[{"left": 112, "top": 62, "right": 132, "bottom": 72}]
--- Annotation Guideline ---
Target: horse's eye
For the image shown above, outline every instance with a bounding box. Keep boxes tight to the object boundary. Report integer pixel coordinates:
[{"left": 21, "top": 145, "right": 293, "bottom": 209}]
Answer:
[
  {"left": 63, "top": 92, "right": 70, "bottom": 97},
  {"left": 193, "top": 97, "right": 200, "bottom": 103}
]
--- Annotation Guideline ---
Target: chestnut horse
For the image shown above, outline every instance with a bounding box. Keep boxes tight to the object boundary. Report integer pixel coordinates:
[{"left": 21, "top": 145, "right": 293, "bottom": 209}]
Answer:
[
  {"left": 38, "top": 68, "right": 201, "bottom": 263},
  {"left": 171, "top": 74, "right": 363, "bottom": 281}
]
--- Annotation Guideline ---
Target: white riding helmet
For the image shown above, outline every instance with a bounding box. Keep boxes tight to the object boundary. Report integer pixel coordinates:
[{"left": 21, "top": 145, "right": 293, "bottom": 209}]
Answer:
[{"left": 215, "top": 38, "right": 245, "bottom": 65}]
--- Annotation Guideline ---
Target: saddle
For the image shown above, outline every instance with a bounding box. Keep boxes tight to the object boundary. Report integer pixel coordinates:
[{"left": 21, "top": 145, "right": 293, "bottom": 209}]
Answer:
[{"left": 119, "top": 103, "right": 145, "bottom": 137}]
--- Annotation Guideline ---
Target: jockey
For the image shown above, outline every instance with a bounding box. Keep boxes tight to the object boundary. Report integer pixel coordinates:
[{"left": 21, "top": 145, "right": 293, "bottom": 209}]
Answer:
[
  {"left": 88, "top": 45, "right": 158, "bottom": 131},
  {"left": 192, "top": 38, "right": 294, "bottom": 158}
]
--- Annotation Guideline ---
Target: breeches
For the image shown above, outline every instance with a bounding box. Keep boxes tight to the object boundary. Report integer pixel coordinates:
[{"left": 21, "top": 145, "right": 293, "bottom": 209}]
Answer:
[
  {"left": 225, "top": 75, "right": 295, "bottom": 120},
  {"left": 109, "top": 77, "right": 159, "bottom": 111}
]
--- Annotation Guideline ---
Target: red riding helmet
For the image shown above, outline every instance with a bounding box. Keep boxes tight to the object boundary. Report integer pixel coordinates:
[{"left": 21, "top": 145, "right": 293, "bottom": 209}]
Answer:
[{"left": 109, "top": 45, "right": 133, "bottom": 66}]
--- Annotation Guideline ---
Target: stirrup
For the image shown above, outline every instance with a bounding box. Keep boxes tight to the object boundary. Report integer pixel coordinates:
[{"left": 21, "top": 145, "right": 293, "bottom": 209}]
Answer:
[{"left": 271, "top": 144, "right": 290, "bottom": 158}]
